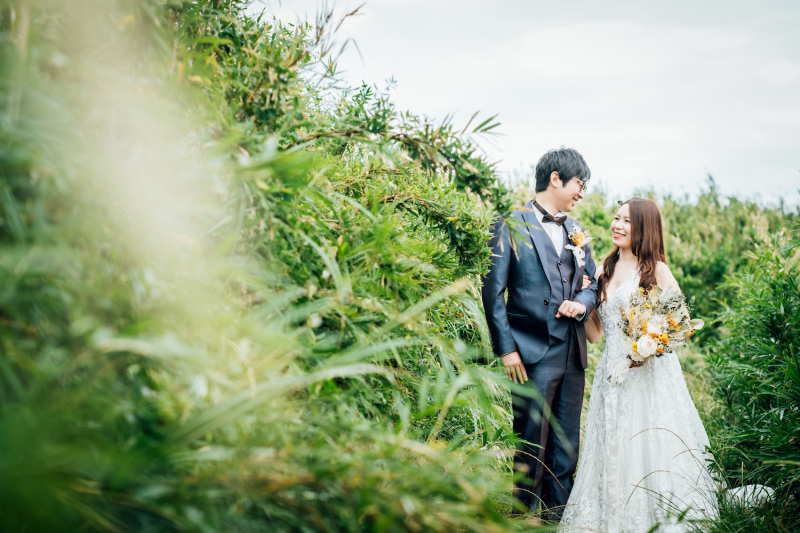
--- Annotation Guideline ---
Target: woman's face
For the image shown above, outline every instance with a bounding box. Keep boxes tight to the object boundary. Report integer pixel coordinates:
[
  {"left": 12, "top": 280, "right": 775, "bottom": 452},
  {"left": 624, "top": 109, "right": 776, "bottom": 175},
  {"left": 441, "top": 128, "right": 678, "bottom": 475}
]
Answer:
[{"left": 611, "top": 203, "right": 632, "bottom": 250}]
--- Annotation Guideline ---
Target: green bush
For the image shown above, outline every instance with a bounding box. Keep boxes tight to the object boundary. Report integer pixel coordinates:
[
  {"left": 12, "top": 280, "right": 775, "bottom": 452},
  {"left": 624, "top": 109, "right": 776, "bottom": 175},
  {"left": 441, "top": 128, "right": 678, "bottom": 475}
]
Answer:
[
  {"left": 705, "top": 228, "right": 800, "bottom": 531},
  {"left": 0, "top": 1, "right": 523, "bottom": 531}
]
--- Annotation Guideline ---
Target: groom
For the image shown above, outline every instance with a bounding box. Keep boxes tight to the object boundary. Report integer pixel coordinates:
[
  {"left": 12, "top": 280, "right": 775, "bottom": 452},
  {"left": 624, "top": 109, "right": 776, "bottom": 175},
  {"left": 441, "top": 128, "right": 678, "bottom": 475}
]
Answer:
[{"left": 481, "top": 147, "right": 599, "bottom": 519}]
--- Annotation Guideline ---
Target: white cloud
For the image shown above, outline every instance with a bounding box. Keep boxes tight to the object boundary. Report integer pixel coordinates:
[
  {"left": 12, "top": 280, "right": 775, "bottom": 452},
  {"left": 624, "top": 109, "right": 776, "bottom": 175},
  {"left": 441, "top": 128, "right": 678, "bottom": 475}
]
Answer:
[{"left": 251, "top": 0, "right": 800, "bottom": 205}]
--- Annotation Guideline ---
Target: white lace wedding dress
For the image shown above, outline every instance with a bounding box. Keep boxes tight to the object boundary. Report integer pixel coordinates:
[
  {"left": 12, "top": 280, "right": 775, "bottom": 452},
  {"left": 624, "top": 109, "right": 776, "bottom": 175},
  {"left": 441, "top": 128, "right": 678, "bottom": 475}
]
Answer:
[{"left": 561, "top": 270, "right": 718, "bottom": 532}]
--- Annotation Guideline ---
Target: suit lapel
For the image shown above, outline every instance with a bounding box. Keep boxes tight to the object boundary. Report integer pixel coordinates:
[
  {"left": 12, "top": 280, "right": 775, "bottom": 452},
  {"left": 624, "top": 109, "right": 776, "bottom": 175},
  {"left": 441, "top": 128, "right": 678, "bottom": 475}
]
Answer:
[
  {"left": 520, "top": 201, "right": 552, "bottom": 287},
  {"left": 566, "top": 218, "right": 585, "bottom": 297}
]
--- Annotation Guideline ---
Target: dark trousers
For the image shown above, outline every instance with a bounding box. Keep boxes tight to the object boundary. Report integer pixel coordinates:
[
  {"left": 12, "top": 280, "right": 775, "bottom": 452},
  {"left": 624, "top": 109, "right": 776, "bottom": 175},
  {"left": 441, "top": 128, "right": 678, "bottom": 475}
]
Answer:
[{"left": 511, "top": 331, "right": 585, "bottom": 515}]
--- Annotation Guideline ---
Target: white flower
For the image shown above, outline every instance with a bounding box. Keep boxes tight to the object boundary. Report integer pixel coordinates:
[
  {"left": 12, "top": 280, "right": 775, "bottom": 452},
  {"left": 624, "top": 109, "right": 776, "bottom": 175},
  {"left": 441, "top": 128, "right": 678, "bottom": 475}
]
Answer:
[
  {"left": 565, "top": 244, "right": 586, "bottom": 267},
  {"left": 637, "top": 334, "right": 658, "bottom": 358},
  {"left": 647, "top": 315, "right": 667, "bottom": 335}
]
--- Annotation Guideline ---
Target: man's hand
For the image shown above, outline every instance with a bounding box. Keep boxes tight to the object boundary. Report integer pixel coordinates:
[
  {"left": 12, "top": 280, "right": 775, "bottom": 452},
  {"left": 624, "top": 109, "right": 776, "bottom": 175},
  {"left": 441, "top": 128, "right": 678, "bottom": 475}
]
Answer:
[
  {"left": 556, "top": 300, "right": 586, "bottom": 319},
  {"left": 501, "top": 351, "right": 528, "bottom": 384}
]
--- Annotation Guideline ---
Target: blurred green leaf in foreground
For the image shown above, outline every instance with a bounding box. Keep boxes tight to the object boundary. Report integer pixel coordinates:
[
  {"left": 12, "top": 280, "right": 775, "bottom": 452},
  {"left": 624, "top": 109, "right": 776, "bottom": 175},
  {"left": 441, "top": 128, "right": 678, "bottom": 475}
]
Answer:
[{"left": 0, "top": 1, "right": 524, "bottom": 531}]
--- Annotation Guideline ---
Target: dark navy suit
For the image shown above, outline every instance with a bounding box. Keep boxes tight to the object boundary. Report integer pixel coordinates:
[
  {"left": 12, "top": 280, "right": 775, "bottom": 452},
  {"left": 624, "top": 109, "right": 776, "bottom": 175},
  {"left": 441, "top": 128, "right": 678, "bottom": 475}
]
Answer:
[{"left": 481, "top": 201, "right": 599, "bottom": 515}]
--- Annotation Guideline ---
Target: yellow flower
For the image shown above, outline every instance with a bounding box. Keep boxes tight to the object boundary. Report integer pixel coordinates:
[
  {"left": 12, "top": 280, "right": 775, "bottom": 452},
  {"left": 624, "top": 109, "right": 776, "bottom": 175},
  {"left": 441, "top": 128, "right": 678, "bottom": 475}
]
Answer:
[
  {"left": 649, "top": 332, "right": 669, "bottom": 344},
  {"left": 632, "top": 342, "right": 638, "bottom": 353}
]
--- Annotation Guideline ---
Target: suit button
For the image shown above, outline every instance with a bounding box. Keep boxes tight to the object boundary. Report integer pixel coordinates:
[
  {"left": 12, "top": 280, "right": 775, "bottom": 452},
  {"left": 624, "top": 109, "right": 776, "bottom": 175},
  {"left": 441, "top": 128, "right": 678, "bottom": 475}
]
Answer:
[
  {"left": 562, "top": 278, "right": 567, "bottom": 283},
  {"left": 558, "top": 261, "right": 562, "bottom": 265},
  {"left": 544, "top": 299, "right": 549, "bottom": 306}
]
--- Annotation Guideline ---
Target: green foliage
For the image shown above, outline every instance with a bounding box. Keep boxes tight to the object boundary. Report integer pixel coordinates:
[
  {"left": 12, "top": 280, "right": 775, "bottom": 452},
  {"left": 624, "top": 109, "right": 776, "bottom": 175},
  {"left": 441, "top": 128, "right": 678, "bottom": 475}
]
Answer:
[
  {"left": 704, "top": 228, "right": 800, "bottom": 530},
  {"left": 0, "top": 1, "right": 524, "bottom": 531},
  {"left": 658, "top": 181, "right": 796, "bottom": 343}
]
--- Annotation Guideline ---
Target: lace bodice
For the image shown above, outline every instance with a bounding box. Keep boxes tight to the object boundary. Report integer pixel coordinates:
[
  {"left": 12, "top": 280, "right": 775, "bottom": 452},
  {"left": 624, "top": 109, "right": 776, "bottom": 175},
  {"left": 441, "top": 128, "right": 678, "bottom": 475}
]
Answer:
[{"left": 597, "top": 267, "right": 640, "bottom": 362}]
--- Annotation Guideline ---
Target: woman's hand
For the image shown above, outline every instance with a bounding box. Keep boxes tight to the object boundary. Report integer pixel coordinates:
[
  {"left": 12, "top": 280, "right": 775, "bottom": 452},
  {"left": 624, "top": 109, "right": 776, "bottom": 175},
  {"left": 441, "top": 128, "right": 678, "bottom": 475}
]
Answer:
[
  {"left": 628, "top": 355, "right": 644, "bottom": 368},
  {"left": 581, "top": 274, "right": 591, "bottom": 290}
]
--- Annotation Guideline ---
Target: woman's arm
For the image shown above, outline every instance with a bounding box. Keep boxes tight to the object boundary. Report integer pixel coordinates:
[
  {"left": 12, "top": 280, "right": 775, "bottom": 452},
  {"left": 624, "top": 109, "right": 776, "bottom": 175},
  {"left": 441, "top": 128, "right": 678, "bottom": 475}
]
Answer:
[
  {"left": 656, "top": 261, "right": 680, "bottom": 292},
  {"left": 583, "top": 264, "right": 604, "bottom": 343},
  {"left": 585, "top": 309, "right": 603, "bottom": 344}
]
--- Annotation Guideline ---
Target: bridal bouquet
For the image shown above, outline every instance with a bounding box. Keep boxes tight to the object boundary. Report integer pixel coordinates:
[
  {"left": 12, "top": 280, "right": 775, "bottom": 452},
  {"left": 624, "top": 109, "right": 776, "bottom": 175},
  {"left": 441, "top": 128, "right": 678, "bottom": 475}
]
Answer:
[
  {"left": 620, "top": 285, "right": 704, "bottom": 363},
  {"left": 609, "top": 285, "right": 703, "bottom": 386}
]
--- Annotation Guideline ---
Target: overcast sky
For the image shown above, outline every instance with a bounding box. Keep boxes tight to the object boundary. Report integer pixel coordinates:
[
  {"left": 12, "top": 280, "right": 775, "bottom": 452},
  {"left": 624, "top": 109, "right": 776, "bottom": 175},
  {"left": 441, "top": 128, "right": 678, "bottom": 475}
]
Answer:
[{"left": 253, "top": 0, "right": 799, "bottom": 206}]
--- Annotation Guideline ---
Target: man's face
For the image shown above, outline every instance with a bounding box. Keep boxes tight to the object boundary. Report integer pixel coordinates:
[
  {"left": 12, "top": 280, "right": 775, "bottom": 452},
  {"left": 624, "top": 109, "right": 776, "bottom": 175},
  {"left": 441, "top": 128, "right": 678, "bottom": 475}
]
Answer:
[{"left": 554, "top": 176, "right": 586, "bottom": 213}]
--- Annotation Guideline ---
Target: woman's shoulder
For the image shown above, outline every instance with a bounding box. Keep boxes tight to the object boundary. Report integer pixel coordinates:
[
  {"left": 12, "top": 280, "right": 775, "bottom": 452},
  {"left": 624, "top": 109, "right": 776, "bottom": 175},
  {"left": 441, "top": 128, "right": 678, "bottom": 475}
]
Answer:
[
  {"left": 655, "top": 261, "right": 672, "bottom": 276},
  {"left": 655, "top": 261, "right": 679, "bottom": 289}
]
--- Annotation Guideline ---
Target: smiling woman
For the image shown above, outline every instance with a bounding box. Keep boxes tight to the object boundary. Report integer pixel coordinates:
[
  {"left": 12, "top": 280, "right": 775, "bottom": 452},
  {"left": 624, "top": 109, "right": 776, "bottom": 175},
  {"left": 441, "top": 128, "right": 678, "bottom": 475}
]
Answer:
[
  {"left": 598, "top": 198, "right": 667, "bottom": 304},
  {"left": 561, "top": 196, "right": 719, "bottom": 532}
]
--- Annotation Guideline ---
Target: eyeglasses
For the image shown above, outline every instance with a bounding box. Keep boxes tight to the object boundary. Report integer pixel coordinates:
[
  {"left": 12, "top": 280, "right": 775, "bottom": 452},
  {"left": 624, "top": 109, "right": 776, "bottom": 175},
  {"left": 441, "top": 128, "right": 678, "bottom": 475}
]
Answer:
[{"left": 576, "top": 179, "right": 588, "bottom": 193}]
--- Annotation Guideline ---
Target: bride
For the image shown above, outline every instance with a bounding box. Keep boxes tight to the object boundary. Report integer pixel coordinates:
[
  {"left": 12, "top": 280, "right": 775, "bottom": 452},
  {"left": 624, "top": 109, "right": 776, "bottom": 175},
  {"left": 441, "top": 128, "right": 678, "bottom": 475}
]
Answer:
[{"left": 560, "top": 197, "right": 718, "bottom": 532}]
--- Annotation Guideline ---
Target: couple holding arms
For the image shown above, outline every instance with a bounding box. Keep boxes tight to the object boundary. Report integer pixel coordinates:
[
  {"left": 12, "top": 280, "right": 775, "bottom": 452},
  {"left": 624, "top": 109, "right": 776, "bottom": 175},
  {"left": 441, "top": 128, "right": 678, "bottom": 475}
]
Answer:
[{"left": 481, "top": 147, "right": 717, "bottom": 531}]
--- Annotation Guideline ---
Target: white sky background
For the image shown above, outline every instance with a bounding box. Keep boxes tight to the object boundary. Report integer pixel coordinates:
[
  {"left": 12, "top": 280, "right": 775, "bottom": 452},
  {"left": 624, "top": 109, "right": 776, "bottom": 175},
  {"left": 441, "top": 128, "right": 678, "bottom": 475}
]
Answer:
[{"left": 250, "top": 0, "right": 800, "bottom": 206}]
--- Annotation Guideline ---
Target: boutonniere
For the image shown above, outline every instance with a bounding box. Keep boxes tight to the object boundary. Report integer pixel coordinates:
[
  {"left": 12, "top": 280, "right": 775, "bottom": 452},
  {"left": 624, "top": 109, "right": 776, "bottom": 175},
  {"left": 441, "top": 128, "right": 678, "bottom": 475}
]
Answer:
[{"left": 565, "top": 224, "right": 592, "bottom": 267}]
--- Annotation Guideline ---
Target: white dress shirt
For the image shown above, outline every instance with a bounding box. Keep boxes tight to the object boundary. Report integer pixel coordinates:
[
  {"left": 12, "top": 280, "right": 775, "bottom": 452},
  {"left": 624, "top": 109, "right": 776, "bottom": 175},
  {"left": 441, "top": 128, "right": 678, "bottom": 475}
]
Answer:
[{"left": 533, "top": 204, "right": 565, "bottom": 252}]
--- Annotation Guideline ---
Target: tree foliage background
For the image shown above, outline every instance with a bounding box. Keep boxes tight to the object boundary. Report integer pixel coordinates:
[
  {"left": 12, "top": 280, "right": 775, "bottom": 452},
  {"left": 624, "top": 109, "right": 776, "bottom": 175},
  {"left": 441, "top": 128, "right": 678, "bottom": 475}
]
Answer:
[{"left": 0, "top": 0, "right": 797, "bottom": 531}]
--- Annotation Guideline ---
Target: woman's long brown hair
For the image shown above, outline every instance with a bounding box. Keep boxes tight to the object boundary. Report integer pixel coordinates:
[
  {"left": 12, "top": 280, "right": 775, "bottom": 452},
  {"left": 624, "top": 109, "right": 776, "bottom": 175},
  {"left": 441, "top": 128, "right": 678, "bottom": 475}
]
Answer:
[{"left": 598, "top": 197, "right": 667, "bottom": 303}]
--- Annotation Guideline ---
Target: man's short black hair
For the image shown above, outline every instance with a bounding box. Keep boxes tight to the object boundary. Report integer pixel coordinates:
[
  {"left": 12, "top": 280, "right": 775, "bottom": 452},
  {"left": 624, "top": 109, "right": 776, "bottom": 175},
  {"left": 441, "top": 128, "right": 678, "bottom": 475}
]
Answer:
[{"left": 534, "top": 146, "right": 591, "bottom": 193}]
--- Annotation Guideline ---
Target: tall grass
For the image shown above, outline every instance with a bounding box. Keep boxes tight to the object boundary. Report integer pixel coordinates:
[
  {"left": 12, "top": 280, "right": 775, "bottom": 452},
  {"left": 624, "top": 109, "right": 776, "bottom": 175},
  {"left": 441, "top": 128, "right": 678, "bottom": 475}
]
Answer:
[{"left": 0, "top": 1, "right": 526, "bottom": 531}]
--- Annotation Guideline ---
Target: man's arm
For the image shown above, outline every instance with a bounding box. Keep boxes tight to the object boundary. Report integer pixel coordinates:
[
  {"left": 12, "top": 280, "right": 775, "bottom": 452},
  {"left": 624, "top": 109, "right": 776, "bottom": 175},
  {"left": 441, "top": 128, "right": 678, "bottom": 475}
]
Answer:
[{"left": 480, "top": 216, "right": 518, "bottom": 357}]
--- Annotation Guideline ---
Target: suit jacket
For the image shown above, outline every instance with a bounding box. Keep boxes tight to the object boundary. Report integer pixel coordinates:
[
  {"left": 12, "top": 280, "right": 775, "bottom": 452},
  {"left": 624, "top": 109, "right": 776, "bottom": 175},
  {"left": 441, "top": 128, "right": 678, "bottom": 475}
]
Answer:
[{"left": 481, "top": 202, "right": 599, "bottom": 368}]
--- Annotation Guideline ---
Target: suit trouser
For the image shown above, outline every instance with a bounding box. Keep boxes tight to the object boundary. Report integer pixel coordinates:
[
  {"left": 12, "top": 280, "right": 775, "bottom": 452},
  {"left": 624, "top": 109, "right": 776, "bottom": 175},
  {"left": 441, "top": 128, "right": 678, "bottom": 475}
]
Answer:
[{"left": 511, "top": 330, "right": 585, "bottom": 513}]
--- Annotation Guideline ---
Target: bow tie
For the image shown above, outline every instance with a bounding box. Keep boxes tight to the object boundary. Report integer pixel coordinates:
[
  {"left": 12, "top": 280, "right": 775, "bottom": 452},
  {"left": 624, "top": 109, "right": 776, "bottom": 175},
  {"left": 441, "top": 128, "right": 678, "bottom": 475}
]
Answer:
[{"left": 532, "top": 200, "right": 567, "bottom": 226}]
